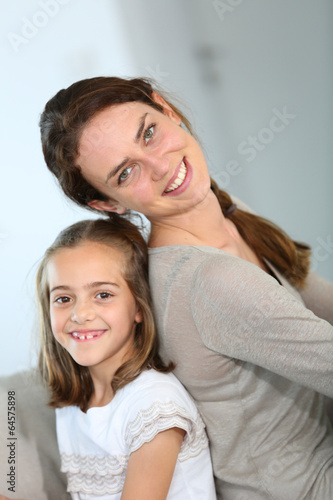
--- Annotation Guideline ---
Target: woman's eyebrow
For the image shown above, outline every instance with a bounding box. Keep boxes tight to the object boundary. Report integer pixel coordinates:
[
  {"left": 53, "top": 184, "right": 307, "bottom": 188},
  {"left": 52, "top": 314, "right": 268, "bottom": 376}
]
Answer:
[
  {"left": 105, "top": 112, "right": 148, "bottom": 184},
  {"left": 135, "top": 112, "right": 148, "bottom": 142}
]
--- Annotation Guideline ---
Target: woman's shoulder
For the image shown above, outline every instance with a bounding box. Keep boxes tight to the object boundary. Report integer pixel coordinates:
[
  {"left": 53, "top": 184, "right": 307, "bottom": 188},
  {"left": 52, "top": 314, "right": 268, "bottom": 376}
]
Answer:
[
  {"left": 149, "top": 244, "right": 229, "bottom": 258},
  {"left": 148, "top": 244, "right": 241, "bottom": 277},
  {"left": 149, "top": 244, "right": 277, "bottom": 293}
]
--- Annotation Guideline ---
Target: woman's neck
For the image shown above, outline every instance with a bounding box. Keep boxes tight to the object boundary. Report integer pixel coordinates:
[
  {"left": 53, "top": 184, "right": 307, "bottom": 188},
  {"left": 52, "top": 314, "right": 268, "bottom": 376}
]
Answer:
[
  {"left": 148, "top": 189, "right": 267, "bottom": 271},
  {"left": 149, "top": 189, "right": 235, "bottom": 249}
]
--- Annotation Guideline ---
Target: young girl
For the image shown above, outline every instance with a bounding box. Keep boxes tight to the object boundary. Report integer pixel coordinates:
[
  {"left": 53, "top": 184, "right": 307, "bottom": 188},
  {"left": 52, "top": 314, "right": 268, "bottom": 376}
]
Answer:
[{"left": 36, "top": 216, "right": 217, "bottom": 500}]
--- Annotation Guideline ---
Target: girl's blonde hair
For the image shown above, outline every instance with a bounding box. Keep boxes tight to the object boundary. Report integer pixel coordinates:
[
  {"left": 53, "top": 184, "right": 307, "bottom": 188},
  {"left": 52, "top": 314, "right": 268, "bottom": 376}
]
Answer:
[
  {"left": 37, "top": 215, "right": 173, "bottom": 412},
  {"left": 40, "top": 76, "right": 310, "bottom": 287}
]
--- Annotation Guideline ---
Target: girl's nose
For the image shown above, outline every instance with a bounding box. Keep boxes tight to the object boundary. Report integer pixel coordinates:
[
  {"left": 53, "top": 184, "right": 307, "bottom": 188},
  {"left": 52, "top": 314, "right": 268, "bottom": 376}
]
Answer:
[{"left": 70, "top": 301, "right": 95, "bottom": 324}]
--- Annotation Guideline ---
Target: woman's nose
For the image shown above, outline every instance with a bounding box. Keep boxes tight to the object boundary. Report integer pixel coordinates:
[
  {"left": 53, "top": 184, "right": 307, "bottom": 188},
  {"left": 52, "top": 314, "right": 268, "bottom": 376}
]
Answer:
[
  {"left": 147, "top": 155, "right": 170, "bottom": 182},
  {"left": 70, "top": 300, "right": 95, "bottom": 323}
]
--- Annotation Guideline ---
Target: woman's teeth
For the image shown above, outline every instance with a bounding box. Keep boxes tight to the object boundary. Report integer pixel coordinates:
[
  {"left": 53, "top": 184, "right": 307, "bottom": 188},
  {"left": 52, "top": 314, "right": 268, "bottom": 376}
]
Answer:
[{"left": 165, "top": 161, "right": 187, "bottom": 193}]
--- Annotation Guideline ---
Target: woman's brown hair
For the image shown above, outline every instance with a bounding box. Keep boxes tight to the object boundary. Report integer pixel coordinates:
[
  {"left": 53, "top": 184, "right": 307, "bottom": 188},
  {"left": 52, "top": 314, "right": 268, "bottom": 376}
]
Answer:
[
  {"left": 210, "top": 179, "right": 310, "bottom": 287},
  {"left": 39, "top": 76, "right": 194, "bottom": 209},
  {"left": 37, "top": 216, "right": 173, "bottom": 413},
  {"left": 39, "top": 76, "right": 310, "bottom": 287}
]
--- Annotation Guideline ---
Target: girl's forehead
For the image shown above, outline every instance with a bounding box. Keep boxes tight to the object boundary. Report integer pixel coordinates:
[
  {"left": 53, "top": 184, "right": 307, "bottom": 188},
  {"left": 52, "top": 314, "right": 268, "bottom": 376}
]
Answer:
[
  {"left": 48, "top": 242, "right": 126, "bottom": 272},
  {"left": 46, "top": 242, "right": 131, "bottom": 293}
]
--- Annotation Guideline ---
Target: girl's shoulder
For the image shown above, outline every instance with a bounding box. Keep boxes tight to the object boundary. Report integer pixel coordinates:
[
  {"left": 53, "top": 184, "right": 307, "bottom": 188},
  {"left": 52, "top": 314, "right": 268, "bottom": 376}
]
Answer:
[
  {"left": 120, "top": 370, "right": 208, "bottom": 458},
  {"left": 130, "top": 368, "right": 180, "bottom": 386},
  {"left": 56, "top": 371, "right": 211, "bottom": 497},
  {"left": 55, "top": 370, "right": 195, "bottom": 420},
  {"left": 121, "top": 370, "right": 196, "bottom": 409}
]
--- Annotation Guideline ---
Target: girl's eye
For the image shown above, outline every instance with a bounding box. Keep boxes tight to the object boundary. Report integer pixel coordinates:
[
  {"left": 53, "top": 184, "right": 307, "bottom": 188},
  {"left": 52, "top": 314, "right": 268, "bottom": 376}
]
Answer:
[
  {"left": 143, "top": 124, "right": 155, "bottom": 144},
  {"left": 55, "top": 296, "right": 71, "bottom": 304},
  {"left": 96, "top": 292, "right": 112, "bottom": 300},
  {"left": 119, "top": 166, "right": 133, "bottom": 184}
]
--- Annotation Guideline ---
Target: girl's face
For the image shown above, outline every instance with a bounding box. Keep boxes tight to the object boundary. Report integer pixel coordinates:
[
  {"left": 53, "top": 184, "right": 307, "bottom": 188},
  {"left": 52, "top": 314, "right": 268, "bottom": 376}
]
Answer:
[
  {"left": 77, "top": 96, "right": 212, "bottom": 222},
  {"left": 47, "top": 241, "right": 141, "bottom": 374}
]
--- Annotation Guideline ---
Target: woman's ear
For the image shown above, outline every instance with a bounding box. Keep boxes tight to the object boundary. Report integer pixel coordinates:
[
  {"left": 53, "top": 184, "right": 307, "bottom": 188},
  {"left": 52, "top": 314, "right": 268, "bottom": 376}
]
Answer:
[
  {"left": 151, "top": 92, "right": 181, "bottom": 125},
  {"left": 88, "top": 199, "right": 127, "bottom": 215}
]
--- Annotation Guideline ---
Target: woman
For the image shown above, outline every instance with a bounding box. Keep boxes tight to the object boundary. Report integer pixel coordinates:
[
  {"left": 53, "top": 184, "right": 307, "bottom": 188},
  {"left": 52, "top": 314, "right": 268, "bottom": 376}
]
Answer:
[{"left": 39, "top": 77, "right": 333, "bottom": 500}]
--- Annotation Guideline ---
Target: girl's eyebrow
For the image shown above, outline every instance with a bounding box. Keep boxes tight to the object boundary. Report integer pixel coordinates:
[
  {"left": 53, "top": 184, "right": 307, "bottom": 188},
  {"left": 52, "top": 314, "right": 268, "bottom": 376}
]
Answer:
[
  {"left": 50, "top": 285, "right": 70, "bottom": 294},
  {"left": 87, "top": 281, "right": 120, "bottom": 289},
  {"left": 50, "top": 282, "right": 120, "bottom": 294},
  {"left": 105, "top": 112, "right": 148, "bottom": 184}
]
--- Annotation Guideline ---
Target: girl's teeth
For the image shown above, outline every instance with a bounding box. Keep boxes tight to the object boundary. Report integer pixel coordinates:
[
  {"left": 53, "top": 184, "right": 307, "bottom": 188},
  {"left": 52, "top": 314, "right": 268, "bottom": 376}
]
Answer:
[{"left": 71, "top": 331, "right": 103, "bottom": 340}]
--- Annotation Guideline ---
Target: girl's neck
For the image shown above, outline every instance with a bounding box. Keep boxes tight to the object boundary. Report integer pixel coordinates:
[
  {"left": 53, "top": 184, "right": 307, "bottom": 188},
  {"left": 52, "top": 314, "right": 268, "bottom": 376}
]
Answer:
[
  {"left": 88, "top": 369, "right": 114, "bottom": 409},
  {"left": 87, "top": 345, "right": 137, "bottom": 409}
]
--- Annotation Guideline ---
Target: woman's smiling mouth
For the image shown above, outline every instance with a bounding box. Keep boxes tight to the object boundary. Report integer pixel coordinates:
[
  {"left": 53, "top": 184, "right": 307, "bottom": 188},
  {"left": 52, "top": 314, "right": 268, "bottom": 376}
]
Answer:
[{"left": 164, "top": 160, "right": 187, "bottom": 194}]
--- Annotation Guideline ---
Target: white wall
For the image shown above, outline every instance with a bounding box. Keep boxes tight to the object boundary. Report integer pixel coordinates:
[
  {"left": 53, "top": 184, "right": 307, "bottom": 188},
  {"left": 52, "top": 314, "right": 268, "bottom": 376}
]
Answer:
[
  {"left": 1, "top": 0, "right": 332, "bottom": 376},
  {"left": 1, "top": 0, "right": 136, "bottom": 375}
]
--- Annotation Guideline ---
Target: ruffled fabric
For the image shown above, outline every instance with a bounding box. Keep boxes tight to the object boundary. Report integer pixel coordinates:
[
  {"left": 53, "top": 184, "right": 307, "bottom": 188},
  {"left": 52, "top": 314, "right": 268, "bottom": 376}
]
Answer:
[
  {"left": 60, "top": 401, "right": 208, "bottom": 495},
  {"left": 125, "top": 400, "right": 209, "bottom": 461},
  {"left": 61, "top": 453, "right": 127, "bottom": 494}
]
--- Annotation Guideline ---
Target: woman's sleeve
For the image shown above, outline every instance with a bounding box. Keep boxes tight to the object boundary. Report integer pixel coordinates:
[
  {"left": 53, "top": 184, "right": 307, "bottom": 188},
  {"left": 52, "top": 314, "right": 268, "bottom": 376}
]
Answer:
[
  {"left": 191, "top": 255, "right": 333, "bottom": 397},
  {"left": 298, "top": 271, "right": 333, "bottom": 325}
]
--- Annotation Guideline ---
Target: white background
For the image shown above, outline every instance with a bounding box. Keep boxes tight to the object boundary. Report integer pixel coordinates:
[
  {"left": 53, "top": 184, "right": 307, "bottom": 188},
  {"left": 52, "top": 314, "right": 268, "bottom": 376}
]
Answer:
[{"left": 1, "top": 0, "right": 332, "bottom": 376}]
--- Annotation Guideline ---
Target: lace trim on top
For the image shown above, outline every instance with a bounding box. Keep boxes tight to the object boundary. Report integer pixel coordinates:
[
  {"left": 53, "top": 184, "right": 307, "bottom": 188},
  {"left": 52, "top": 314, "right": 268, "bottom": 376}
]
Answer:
[
  {"left": 61, "top": 401, "right": 208, "bottom": 495},
  {"left": 125, "top": 401, "right": 208, "bottom": 462},
  {"left": 61, "top": 453, "right": 127, "bottom": 494}
]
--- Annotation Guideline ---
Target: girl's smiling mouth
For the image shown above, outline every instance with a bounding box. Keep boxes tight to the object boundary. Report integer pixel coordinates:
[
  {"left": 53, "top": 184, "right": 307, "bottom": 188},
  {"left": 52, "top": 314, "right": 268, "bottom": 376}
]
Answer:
[{"left": 69, "top": 330, "right": 106, "bottom": 341}]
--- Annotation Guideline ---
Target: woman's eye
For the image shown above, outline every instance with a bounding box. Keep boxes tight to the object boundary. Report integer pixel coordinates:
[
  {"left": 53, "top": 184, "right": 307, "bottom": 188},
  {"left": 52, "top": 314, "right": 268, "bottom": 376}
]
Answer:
[
  {"left": 96, "top": 292, "right": 112, "bottom": 299},
  {"left": 144, "top": 124, "right": 155, "bottom": 144},
  {"left": 119, "top": 166, "right": 133, "bottom": 184}
]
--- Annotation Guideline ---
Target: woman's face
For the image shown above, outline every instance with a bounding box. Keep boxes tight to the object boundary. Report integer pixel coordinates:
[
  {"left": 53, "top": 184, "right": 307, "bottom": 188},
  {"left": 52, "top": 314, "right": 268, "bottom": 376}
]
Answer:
[{"left": 77, "top": 96, "right": 211, "bottom": 222}]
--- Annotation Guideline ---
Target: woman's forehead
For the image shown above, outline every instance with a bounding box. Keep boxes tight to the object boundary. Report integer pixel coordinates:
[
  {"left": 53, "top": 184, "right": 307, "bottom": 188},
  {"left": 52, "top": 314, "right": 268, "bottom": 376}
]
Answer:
[{"left": 78, "top": 101, "right": 152, "bottom": 157}]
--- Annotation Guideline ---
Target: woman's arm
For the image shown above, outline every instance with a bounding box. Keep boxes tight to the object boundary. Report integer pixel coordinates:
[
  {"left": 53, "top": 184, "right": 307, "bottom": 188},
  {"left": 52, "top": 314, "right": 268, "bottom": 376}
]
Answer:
[
  {"left": 121, "top": 427, "right": 185, "bottom": 500},
  {"left": 0, "top": 496, "right": 26, "bottom": 500},
  {"left": 192, "top": 253, "right": 333, "bottom": 397},
  {"left": 298, "top": 270, "right": 333, "bottom": 325}
]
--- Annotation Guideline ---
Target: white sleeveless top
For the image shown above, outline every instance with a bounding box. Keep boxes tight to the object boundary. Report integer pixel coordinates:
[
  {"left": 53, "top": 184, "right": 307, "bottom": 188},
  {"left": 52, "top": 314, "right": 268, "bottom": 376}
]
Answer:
[{"left": 56, "top": 370, "right": 217, "bottom": 499}]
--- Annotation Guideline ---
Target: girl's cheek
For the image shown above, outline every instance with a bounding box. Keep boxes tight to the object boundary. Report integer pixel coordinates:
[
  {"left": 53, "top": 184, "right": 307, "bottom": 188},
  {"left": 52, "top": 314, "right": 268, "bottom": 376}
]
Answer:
[{"left": 50, "top": 310, "right": 62, "bottom": 335}]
